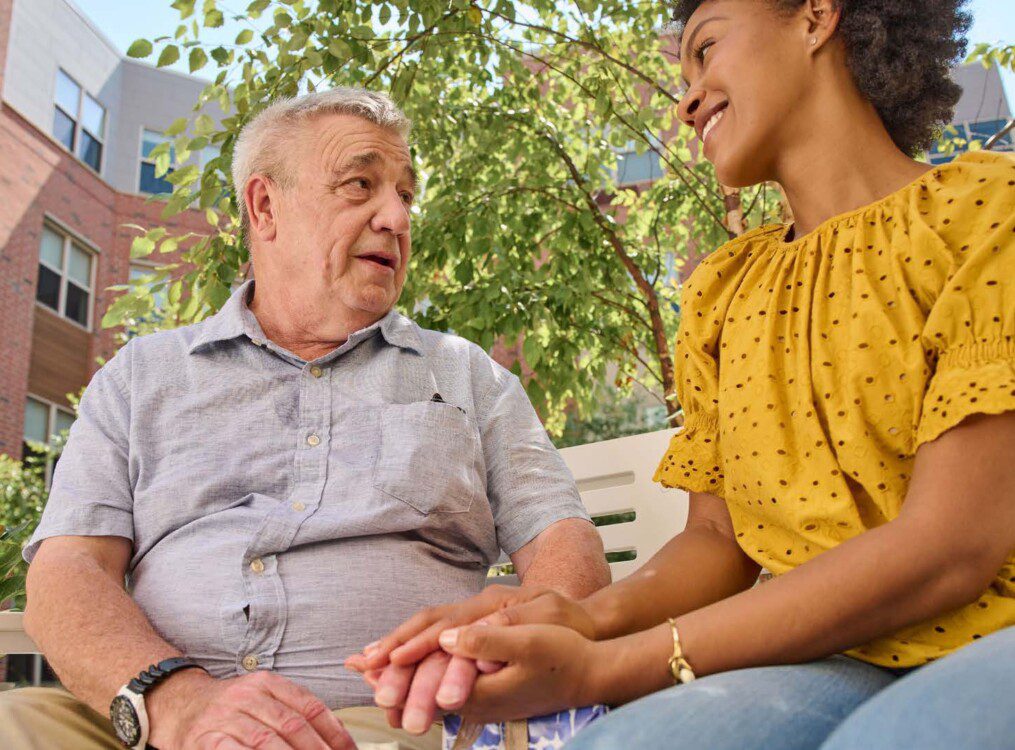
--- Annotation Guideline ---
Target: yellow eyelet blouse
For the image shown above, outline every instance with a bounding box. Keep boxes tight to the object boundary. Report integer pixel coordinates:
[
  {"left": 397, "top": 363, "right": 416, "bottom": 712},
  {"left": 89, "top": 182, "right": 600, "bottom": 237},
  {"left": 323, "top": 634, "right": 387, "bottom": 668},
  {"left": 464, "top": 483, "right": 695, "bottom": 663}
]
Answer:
[{"left": 654, "top": 152, "right": 1015, "bottom": 667}]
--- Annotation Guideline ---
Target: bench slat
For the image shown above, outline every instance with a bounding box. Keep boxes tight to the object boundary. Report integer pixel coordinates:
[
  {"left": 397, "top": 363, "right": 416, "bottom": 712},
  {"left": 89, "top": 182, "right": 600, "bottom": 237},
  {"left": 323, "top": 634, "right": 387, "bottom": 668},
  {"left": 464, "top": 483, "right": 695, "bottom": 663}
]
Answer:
[{"left": 0, "top": 611, "right": 37, "bottom": 655}]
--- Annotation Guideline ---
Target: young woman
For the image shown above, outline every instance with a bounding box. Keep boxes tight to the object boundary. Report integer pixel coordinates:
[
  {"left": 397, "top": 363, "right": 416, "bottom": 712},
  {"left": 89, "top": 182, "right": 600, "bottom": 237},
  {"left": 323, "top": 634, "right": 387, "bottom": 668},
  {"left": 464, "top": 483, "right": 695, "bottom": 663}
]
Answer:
[{"left": 348, "top": 1, "right": 1015, "bottom": 746}]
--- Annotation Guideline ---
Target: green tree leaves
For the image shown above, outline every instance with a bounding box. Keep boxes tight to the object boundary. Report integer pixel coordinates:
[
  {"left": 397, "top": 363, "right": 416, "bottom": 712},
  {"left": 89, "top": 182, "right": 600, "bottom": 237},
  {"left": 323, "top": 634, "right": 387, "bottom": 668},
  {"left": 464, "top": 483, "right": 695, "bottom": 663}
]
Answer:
[
  {"left": 106, "top": 1, "right": 779, "bottom": 434},
  {"left": 127, "top": 38, "right": 153, "bottom": 58},
  {"left": 157, "top": 44, "right": 181, "bottom": 67}
]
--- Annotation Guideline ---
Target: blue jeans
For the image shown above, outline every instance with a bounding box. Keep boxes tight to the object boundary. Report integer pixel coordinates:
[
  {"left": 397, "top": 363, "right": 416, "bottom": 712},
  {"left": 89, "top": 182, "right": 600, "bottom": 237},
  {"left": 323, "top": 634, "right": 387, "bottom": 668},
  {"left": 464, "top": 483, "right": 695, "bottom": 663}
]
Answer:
[{"left": 567, "top": 625, "right": 1015, "bottom": 749}]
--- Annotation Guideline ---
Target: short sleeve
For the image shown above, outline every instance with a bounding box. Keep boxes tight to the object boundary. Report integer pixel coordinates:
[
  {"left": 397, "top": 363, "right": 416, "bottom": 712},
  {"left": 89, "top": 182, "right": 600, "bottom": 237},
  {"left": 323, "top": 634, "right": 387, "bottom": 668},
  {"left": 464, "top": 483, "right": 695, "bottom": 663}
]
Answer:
[
  {"left": 479, "top": 369, "right": 591, "bottom": 555},
  {"left": 915, "top": 176, "right": 1015, "bottom": 447},
  {"left": 654, "top": 262, "right": 727, "bottom": 495},
  {"left": 24, "top": 351, "right": 135, "bottom": 562}
]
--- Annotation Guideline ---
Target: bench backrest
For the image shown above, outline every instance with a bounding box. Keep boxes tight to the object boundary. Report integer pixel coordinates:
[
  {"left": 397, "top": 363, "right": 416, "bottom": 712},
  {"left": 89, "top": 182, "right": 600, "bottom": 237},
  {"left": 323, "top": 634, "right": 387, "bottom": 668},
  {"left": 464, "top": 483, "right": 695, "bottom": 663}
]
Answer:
[
  {"left": 0, "top": 429, "right": 685, "bottom": 656},
  {"left": 562, "top": 428, "right": 685, "bottom": 580}
]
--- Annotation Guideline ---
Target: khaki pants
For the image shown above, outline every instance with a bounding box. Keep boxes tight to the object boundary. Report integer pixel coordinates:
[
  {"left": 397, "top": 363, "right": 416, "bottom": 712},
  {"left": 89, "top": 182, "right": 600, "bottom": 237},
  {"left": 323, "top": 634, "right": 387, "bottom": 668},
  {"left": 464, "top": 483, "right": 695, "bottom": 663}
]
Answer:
[{"left": 0, "top": 687, "right": 443, "bottom": 750}]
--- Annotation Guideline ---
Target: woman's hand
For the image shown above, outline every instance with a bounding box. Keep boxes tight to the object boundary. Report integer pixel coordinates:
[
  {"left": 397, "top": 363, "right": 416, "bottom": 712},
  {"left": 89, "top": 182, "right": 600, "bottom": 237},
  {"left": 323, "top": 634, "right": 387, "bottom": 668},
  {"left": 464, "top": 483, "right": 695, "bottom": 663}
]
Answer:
[
  {"left": 437, "top": 623, "right": 602, "bottom": 722},
  {"left": 345, "top": 584, "right": 596, "bottom": 674}
]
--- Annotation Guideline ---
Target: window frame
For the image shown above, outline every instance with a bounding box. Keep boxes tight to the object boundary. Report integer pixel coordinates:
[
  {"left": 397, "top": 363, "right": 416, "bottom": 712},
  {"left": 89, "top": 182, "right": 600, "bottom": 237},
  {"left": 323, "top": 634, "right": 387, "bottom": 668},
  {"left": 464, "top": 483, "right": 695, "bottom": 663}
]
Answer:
[
  {"left": 23, "top": 394, "right": 76, "bottom": 488},
  {"left": 36, "top": 221, "right": 98, "bottom": 331},
  {"left": 52, "top": 68, "right": 106, "bottom": 175},
  {"left": 137, "top": 126, "right": 178, "bottom": 196},
  {"left": 614, "top": 138, "right": 665, "bottom": 187},
  {"left": 129, "top": 259, "right": 169, "bottom": 317}
]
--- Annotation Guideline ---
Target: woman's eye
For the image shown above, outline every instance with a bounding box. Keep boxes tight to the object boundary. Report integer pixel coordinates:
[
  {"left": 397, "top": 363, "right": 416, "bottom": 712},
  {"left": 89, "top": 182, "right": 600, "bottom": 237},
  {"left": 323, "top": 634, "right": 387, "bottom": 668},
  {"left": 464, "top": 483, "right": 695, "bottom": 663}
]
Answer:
[
  {"left": 400, "top": 192, "right": 414, "bottom": 205},
  {"left": 697, "top": 40, "right": 714, "bottom": 63}
]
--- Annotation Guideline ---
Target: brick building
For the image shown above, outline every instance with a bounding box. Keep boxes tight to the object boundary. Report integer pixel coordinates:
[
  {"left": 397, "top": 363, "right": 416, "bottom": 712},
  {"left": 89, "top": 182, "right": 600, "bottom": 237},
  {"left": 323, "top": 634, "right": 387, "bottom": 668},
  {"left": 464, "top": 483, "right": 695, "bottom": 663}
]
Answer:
[{"left": 0, "top": 0, "right": 222, "bottom": 461}]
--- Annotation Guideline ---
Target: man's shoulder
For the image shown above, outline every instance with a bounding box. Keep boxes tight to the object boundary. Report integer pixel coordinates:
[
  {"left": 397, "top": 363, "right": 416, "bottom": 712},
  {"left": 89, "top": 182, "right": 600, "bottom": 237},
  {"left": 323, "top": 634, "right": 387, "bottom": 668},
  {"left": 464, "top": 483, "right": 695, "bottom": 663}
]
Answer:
[
  {"left": 131, "top": 314, "right": 225, "bottom": 353},
  {"left": 97, "top": 319, "right": 216, "bottom": 383},
  {"left": 409, "top": 321, "right": 512, "bottom": 383}
]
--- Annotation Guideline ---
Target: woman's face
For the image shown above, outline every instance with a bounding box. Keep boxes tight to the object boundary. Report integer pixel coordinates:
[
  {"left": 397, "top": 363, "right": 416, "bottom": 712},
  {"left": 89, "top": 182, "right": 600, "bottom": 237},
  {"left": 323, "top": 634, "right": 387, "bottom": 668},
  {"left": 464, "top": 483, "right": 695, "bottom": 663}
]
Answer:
[{"left": 676, "top": 0, "right": 817, "bottom": 187}]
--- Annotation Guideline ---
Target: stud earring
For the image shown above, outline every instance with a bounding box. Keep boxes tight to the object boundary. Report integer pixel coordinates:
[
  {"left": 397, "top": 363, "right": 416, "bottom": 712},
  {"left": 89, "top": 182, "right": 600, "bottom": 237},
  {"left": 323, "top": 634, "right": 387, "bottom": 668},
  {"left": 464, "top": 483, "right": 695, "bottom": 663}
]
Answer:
[{"left": 809, "top": 37, "right": 818, "bottom": 46}]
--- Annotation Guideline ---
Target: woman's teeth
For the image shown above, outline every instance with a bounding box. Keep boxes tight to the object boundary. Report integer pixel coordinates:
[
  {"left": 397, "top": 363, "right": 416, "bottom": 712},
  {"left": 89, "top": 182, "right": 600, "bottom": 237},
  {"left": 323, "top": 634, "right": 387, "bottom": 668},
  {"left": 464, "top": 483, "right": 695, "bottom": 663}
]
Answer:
[{"left": 703, "top": 109, "right": 725, "bottom": 142}]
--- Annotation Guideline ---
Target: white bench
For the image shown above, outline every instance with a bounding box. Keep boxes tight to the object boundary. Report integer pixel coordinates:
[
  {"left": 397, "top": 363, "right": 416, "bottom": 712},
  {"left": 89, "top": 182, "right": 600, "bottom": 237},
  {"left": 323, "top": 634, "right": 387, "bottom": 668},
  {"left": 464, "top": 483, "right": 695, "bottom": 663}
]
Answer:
[{"left": 0, "top": 429, "right": 684, "bottom": 657}]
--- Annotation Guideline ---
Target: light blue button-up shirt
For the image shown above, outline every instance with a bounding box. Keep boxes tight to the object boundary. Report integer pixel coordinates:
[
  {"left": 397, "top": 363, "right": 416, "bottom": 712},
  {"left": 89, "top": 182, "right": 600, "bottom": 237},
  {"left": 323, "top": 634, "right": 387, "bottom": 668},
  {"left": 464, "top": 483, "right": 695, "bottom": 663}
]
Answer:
[{"left": 27, "top": 281, "right": 589, "bottom": 706}]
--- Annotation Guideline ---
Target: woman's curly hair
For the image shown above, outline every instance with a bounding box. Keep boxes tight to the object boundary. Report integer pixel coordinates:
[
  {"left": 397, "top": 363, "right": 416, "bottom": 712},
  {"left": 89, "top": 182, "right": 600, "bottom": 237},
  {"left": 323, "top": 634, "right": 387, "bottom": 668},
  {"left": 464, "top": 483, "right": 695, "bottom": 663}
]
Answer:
[{"left": 670, "top": 1, "right": 972, "bottom": 155}]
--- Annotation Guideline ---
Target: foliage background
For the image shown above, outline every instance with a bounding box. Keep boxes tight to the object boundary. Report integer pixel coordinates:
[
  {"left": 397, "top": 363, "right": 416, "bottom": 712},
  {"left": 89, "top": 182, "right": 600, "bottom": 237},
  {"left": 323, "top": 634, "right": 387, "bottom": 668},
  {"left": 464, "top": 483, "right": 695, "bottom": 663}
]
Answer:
[{"left": 107, "top": 0, "right": 784, "bottom": 435}]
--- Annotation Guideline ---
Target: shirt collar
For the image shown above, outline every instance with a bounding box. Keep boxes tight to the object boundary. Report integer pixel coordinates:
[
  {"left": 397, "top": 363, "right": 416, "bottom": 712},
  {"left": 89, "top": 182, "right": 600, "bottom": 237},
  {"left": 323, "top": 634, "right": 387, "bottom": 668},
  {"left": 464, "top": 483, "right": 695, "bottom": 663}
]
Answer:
[{"left": 187, "top": 280, "right": 423, "bottom": 356}]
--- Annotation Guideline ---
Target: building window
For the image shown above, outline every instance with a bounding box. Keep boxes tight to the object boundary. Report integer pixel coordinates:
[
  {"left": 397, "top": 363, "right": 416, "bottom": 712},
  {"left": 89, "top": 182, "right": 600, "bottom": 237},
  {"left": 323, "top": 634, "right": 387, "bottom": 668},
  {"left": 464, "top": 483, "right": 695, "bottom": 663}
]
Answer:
[
  {"left": 130, "top": 263, "right": 168, "bottom": 316},
  {"left": 139, "top": 129, "right": 177, "bottom": 195},
  {"left": 616, "top": 141, "right": 664, "bottom": 185},
  {"left": 201, "top": 143, "right": 221, "bottom": 168},
  {"left": 23, "top": 396, "right": 75, "bottom": 483},
  {"left": 929, "top": 119, "right": 1015, "bottom": 164},
  {"left": 52, "top": 69, "right": 105, "bottom": 172},
  {"left": 36, "top": 225, "right": 95, "bottom": 329}
]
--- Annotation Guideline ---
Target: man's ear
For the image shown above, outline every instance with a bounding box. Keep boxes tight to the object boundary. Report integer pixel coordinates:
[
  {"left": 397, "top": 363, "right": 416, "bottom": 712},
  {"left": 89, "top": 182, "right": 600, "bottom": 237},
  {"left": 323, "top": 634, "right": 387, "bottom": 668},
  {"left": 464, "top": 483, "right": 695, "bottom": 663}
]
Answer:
[
  {"left": 801, "top": 0, "right": 841, "bottom": 53},
  {"left": 244, "top": 173, "right": 279, "bottom": 242}
]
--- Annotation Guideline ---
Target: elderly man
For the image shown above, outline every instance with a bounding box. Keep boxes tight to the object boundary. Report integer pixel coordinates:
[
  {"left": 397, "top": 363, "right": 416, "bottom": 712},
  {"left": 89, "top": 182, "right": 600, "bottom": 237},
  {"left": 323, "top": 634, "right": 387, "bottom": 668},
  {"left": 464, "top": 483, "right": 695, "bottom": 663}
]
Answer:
[{"left": 0, "top": 88, "right": 609, "bottom": 750}]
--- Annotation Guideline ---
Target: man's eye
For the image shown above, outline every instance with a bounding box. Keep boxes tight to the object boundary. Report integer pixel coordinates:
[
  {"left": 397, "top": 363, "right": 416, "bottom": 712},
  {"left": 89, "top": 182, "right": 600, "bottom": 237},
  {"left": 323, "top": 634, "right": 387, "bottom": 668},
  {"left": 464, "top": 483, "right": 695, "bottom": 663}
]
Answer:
[{"left": 346, "top": 178, "right": 370, "bottom": 190}]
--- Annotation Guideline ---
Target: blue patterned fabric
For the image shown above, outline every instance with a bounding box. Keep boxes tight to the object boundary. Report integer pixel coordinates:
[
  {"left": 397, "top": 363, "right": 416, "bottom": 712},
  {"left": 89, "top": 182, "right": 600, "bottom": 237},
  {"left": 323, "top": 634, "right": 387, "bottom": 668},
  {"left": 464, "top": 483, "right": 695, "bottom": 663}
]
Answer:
[{"left": 443, "top": 706, "right": 610, "bottom": 749}]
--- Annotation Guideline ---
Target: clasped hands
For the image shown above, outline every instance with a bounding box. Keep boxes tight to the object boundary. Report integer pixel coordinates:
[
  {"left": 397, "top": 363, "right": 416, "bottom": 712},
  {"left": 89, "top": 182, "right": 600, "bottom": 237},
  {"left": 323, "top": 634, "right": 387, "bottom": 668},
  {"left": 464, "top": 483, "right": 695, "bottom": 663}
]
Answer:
[{"left": 344, "top": 585, "right": 601, "bottom": 732}]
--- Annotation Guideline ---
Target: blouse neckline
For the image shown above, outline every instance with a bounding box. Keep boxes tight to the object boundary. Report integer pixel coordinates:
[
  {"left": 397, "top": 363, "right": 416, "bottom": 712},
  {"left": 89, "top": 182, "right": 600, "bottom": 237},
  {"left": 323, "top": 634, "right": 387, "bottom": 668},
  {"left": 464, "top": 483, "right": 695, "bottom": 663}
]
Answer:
[{"left": 773, "top": 155, "right": 973, "bottom": 249}]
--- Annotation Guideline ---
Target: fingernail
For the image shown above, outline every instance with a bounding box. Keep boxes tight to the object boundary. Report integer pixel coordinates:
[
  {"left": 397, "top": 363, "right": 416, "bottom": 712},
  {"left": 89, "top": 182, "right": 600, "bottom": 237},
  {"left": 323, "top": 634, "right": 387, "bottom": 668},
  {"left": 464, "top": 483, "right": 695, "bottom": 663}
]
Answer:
[
  {"left": 375, "top": 686, "right": 399, "bottom": 707},
  {"left": 439, "top": 628, "right": 459, "bottom": 649},
  {"left": 436, "top": 687, "right": 463, "bottom": 706},
  {"left": 402, "top": 708, "right": 428, "bottom": 734},
  {"left": 364, "top": 641, "right": 380, "bottom": 655}
]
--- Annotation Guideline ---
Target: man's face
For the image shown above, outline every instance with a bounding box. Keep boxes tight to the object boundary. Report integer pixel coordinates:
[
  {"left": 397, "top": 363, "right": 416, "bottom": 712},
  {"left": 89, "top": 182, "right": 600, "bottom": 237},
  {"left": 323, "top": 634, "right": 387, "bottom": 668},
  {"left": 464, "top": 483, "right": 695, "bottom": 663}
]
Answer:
[{"left": 269, "top": 113, "right": 416, "bottom": 318}]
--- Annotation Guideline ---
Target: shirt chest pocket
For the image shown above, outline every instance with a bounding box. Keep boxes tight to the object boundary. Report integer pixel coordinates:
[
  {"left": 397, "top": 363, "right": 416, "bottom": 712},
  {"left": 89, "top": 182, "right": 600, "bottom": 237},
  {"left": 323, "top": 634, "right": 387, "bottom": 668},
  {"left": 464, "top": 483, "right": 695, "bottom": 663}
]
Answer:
[{"left": 374, "top": 400, "right": 483, "bottom": 514}]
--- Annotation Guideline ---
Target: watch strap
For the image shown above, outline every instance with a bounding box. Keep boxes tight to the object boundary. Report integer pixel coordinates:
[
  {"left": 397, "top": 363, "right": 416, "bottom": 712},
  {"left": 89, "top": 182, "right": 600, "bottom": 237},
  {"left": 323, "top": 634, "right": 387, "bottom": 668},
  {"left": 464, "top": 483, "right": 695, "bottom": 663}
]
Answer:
[{"left": 126, "top": 656, "right": 207, "bottom": 695}]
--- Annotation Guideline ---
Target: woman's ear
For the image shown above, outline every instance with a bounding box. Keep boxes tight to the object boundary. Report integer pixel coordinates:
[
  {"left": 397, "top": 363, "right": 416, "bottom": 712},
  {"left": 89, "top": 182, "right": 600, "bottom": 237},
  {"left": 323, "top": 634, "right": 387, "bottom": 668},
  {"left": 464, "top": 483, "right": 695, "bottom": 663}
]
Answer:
[{"left": 801, "top": 0, "right": 841, "bottom": 53}]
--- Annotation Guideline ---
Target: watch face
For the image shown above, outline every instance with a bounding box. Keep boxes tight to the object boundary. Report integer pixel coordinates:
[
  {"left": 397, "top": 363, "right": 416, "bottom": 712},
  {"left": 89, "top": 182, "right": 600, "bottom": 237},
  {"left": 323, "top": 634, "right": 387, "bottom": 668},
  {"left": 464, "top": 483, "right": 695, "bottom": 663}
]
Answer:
[{"left": 110, "top": 694, "right": 141, "bottom": 746}]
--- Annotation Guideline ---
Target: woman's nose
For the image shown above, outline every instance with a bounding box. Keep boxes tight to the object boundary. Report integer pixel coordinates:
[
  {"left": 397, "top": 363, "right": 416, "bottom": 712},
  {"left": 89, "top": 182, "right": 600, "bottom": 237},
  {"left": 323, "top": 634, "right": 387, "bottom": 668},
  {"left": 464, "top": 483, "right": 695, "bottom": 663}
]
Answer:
[{"left": 679, "top": 86, "right": 704, "bottom": 127}]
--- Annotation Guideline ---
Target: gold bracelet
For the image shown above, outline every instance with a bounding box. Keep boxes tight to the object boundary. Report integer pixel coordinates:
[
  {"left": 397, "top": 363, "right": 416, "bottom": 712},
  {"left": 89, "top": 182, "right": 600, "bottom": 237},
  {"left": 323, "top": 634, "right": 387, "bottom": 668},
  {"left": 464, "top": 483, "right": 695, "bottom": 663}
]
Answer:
[{"left": 667, "top": 618, "right": 696, "bottom": 684}]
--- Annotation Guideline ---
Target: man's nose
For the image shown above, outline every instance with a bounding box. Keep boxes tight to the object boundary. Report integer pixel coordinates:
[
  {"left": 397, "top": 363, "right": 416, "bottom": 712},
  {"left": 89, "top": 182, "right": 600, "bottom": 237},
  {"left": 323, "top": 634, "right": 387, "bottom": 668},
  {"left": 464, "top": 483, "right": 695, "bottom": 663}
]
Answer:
[{"left": 371, "top": 188, "right": 411, "bottom": 236}]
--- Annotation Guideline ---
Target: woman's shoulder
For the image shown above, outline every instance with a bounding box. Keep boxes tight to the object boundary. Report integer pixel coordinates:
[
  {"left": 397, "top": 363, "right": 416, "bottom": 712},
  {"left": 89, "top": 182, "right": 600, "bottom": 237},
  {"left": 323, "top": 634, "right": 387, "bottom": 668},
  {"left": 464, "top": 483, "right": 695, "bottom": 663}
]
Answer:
[
  {"left": 685, "top": 224, "right": 784, "bottom": 290},
  {"left": 912, "top": 151, "right": 1015, "bottom": 259},
  {"left": 677, "top": 225, "right": 784, "bottom": 342},
  {"left": 920, "top": 151, "right": 1015, "bottom": 222},
  {"left": 940, "top": 150, "right": 1015, "bottom": 180}
]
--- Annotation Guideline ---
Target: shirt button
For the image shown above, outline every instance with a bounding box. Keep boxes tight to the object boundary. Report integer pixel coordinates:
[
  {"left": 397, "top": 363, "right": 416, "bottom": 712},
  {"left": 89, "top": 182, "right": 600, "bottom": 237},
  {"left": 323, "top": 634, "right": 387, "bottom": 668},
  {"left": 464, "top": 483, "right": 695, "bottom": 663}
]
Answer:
[
  {"left": 310, "top": 366, "right": 323, "bottom": 378},
  {"left": 249, "top": 558, "right": 265, "bottom": 574},
  {"left": 250, "top": 338, "right": 263, "bottom": 347},
  {"left": 291, "top": 501, "right": 306, "bottom": 512},
  {"left": 306, "top": 434, "right": 320, "bottom": 447},
  {"left": 242, "top": 655, "right": 259, "bottom": 671}
]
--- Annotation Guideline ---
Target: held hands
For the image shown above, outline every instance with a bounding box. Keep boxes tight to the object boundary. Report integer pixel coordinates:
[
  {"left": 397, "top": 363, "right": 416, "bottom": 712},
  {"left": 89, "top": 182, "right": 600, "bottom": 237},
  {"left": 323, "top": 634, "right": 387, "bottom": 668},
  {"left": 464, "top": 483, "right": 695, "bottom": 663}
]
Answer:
[
  {"left": 147, "top": 669, "right": 356, "bottom": 750},
  {"left": 435, "top": 623, "right": 598, "bottom": 723},
  {"left": 344, "top": 584, "right": 598, "bottom": 732}
]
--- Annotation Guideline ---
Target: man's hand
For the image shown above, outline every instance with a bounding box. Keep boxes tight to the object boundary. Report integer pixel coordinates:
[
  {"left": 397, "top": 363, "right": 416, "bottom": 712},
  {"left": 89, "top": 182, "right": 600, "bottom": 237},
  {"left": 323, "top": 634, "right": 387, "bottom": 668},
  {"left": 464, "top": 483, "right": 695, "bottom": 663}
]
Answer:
[
  {"left": 360, "top": 647, "right": 510, "bottom": 733},
  {"left": 361, "top": 650, "right": 475, "bottom": 734},
  {"left": 147, "top": 669, "right": 356, "bottom": 749}
]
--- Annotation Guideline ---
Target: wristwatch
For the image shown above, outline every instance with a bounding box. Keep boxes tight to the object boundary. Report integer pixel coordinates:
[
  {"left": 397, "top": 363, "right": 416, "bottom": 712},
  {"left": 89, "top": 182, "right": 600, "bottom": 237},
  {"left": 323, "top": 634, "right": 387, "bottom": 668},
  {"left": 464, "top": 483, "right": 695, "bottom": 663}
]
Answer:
[{"left": 110, "top": 657, "right": 208, "bottom": 749}]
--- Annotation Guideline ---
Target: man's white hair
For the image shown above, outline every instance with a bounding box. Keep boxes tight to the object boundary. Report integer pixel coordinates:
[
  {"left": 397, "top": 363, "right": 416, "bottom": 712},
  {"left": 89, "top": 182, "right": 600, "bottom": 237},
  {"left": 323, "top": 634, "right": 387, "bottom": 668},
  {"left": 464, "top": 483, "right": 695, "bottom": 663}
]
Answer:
[{"left": 231, "top": 87, "right": 411, "bottom": 229}]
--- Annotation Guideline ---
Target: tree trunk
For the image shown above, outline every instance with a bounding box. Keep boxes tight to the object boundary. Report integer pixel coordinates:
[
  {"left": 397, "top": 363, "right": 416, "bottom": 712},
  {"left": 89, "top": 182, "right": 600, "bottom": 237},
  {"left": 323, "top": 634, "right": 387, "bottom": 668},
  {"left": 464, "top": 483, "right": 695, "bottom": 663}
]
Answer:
[{"left": 721, "top": 185, "right": 745, "bottom": 236}]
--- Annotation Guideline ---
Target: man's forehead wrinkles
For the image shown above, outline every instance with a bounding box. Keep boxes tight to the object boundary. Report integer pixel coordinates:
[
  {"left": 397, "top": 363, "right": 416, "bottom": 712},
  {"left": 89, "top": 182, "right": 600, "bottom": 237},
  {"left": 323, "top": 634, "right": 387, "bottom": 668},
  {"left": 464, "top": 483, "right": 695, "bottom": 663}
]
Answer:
[{"left": 342, "top": 151, "right": 383, "bottom": 171}]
